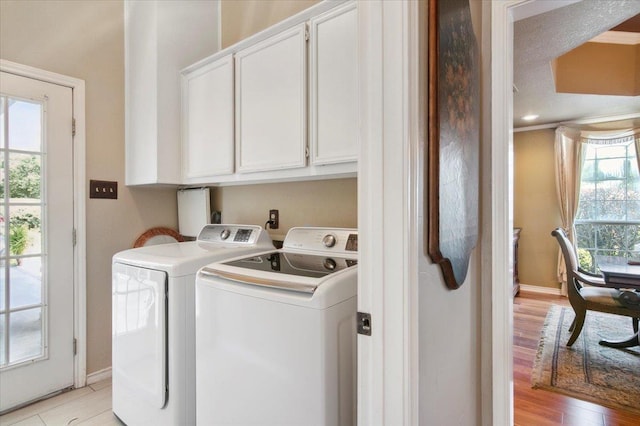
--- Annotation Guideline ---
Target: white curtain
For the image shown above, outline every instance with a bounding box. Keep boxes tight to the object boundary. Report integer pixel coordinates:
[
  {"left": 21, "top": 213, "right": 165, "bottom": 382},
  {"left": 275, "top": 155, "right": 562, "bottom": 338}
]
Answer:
[
  {"left": 554, "top": 127, "right": 582, "bottom": 296},
  {"left": 554, "top": 126, "right": 640, "bottom": 295},
  {"left": 580, "top": 128, "right": 640, "bottom": 172}
]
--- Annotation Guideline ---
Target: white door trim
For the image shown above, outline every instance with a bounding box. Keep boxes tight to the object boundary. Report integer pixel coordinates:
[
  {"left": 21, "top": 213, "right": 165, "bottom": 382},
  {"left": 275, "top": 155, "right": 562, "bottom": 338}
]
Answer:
[
  {"left": 489, "top": 1, "right": 545, "bottom": 425},
  {"left": 0, "top": 59, "right": 87, "bottom": 389},
  {"left": 488, "top": 2, "right": 517, "bottom": 425},
  {"left": 357, "top": 1, "right": 419, "bottom": 424}
]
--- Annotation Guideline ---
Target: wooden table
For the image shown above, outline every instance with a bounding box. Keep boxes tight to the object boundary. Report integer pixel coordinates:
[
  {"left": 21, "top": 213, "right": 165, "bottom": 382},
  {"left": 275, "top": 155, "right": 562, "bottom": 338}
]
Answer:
[{"left": 597, "top": 258, "right": 640, "bottom": 348}]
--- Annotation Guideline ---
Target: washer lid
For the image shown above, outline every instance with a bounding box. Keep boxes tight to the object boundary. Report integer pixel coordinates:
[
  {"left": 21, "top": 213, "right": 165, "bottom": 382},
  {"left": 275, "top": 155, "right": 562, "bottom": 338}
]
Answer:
[
  {"left": 113, "top": 224, "right": 273, "bottom": 276},
  {"left": 201, "top": 251, "right": 357, "bottom": 294},
  {"left": 223, "top": 251, "right": 357, "bottom": 278},
  {"left": 113, "top": 242, "right": 256, "bottom": 277}
]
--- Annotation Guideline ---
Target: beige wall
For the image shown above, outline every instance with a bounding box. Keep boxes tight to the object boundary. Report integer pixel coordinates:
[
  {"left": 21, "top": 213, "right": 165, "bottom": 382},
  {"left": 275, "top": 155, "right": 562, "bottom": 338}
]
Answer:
[
  {"left": 212, "top": 179, "right": 357, "bottom": 241},
  {"left": 215, "top": 0, "right": 357, "bottom": 238},
  {"left": 555, "top": 42, "right": 640, "bottom": 96},
  {"left": 0, "top": 0, "right": 178, "bottom": 374},
  {"left": 221, "top": 0, "right": 320, "bottom": 48},
  {"left": 513, "top": 129, "right": 562, "bottom": 289}
]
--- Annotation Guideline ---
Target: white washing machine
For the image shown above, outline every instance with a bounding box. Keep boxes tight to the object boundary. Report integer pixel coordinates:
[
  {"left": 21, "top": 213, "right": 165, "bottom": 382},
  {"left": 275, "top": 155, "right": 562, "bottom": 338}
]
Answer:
[
  {"left": 195, "top": 227, "right": 358, "bottom": 426},
  {"left": 111, "top": 224, "right": 273, "bottom": 426}
]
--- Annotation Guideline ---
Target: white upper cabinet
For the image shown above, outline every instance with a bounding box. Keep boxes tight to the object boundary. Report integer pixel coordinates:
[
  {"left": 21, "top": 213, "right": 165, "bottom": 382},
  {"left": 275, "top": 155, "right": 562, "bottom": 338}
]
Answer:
[
  {"left": 182, "top": 54, "right": 235, "bottom": 181},
  {"left": 125, "top": 0, "right": 220, "bottom": 186},
  {"left": 309, "top": 2, "right": 358, "bottom": 165},
  {"left": 179, "top": 1, "right": 358, "bottom": 186},
  {"left": 235, "top": 24, "right": 308, "bottom": 173}
]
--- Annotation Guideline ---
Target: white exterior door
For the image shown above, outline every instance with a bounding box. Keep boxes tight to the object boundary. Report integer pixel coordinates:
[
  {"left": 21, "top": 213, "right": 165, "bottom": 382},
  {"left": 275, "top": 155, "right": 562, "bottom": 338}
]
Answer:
[{"left": 0, "top": 71, "right": 75, "bottom": 412}]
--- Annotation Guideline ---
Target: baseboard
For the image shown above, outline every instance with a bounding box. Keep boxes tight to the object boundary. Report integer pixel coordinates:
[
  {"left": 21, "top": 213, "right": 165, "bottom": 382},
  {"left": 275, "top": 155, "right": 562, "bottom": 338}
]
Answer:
[
  {"left": 519, "top": 283, "right": 563, "bottom": 296},
  {"left": 86, "top": 367, "right": 112, "bottom": 385}
]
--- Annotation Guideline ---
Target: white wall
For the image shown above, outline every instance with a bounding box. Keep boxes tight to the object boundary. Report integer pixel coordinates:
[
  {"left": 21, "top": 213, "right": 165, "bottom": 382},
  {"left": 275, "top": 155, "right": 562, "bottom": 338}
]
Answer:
[{"left": 0, "top": 0, "right": 178, "bottom": 374}]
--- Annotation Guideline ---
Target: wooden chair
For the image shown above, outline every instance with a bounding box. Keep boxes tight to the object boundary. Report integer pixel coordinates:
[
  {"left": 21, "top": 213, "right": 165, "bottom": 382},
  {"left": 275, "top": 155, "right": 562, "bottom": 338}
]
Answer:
[{"left": 551, "top": 228, "right": 640, "bottom": 346}]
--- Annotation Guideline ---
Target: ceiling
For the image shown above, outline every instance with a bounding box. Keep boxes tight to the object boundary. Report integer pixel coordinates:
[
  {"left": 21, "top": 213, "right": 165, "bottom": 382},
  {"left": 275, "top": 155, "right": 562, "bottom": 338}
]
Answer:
[{"left": 513, "top": 1, "right": 640, "bottom": 129}]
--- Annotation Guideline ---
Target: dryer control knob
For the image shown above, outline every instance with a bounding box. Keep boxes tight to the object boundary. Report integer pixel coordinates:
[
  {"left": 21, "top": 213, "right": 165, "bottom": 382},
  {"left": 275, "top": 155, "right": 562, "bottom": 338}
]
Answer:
[
  {"left": 220, "top": 229, "right": 231, "bottom": 240},
  {"left": 322, "top": 234, "right": 337, "bottom": 248}
]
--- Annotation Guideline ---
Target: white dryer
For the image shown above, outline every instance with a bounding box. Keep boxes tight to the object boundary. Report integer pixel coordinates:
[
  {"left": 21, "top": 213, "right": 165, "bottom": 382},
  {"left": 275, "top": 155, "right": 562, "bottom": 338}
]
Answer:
[
  {"left": 111, "top": 224, "right": 273, "bottom": 426},
  {"left": 196, "top": 227, "right": 358, "bottom": 426}
]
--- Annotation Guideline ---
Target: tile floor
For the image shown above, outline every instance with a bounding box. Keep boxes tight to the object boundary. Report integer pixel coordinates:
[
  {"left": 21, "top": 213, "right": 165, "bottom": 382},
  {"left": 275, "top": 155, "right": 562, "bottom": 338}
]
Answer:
[{"left": 0, "top": 378, "right": 121, "bottom": 426}]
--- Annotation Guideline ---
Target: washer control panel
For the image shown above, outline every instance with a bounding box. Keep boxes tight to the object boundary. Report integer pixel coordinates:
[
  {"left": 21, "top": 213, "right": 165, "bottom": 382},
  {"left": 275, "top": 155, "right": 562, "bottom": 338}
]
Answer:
[{"left": 284, "top": 228, "right": 358, "bottom": 254}]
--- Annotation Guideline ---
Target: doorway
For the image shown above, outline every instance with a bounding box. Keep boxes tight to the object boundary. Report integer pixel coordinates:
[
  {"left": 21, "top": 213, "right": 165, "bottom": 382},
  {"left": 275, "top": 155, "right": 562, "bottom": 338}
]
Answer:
[{"left": 0, "top": 66, "right": 85, "bottom": 413}]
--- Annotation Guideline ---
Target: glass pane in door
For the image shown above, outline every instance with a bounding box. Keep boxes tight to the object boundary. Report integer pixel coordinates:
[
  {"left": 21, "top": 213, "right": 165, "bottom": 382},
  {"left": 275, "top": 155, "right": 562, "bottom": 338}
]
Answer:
[
  {"left": 0, "top": 96, "right": 4, "bottom": 148},
  {"left": 0, "top": 313, "right": 5, "bottom": 366},
  {"left": 8, "top": 98, "right": 41, "bottom": 152},
  {"left": 8, "top": 153, "right": 41, "bottom": 201},
  {"left": 0, "top": 260, "right": 5, "bottom": 312},
  {"left": 9, "top": 205, "right": 42, "bottom": 255},
  {"left": 9, "top": 308, "right": 43, "bottom": 364},
  {"left": 10, "top": 256, "right": 42, "bottom": 310}
]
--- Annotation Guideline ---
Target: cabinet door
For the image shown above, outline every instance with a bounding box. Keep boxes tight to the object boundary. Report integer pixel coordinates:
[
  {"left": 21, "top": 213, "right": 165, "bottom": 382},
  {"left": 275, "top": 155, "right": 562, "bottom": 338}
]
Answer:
[
  {"left": 125, "top": 0, "right": 220, "bottom": 185},
  {"left": 235, "top": 24, "right": 307, "bottom": 173},
  {"left": 310, "top": 2, "right": 358, "bottom": 165},
  {"left": 182, "top": 55, "right": 234, "bottom": 179}
]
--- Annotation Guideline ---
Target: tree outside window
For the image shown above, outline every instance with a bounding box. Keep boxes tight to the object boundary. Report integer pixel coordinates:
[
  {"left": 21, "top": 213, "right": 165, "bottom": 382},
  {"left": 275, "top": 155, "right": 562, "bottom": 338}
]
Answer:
[
  {"left": 575, "top": 142, "right": 640, "bottom": 273},
  {"left": 0, "top": 154, "right": 42, "bottom": 263}
]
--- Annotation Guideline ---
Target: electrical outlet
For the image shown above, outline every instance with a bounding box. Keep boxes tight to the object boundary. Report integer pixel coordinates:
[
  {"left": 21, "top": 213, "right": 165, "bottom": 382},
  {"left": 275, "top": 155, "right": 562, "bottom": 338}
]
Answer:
[
  {"left": 269, "top": 209, "right": 279, "bottom": 229},
  {"left": 90, "top": 180, "right": 118, "bottom": 199}
]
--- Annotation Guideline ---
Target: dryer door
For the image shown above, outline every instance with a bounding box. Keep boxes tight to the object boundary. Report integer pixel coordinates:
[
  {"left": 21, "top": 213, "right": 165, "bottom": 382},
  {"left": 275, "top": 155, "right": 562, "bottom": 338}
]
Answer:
[{"left": 112, "top": 263, "right": 167, "bottom": 408}]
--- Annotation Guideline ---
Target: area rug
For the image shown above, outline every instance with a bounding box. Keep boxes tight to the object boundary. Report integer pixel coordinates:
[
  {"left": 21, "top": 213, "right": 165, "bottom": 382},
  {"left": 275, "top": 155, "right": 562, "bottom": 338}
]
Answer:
[{"left": 531, "top": 305, "right": 640, "bottom": 414}]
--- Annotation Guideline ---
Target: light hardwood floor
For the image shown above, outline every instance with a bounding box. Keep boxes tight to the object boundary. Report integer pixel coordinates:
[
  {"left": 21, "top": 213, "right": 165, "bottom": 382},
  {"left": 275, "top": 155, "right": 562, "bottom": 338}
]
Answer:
[
  {"left": 1, "top": 292, "right": 638, "bottom": 425},
  {"left": 0, "top": 378, "right": 121, "bottom": 426},
  {"left": 514, "top": 292, "right": 640, "bottom": 426}
]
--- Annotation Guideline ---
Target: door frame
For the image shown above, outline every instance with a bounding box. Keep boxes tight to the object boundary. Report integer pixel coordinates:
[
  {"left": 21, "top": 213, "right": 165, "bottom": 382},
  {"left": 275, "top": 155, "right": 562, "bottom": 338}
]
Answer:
[
  {"left": 487, "top": 2, "right": 522, "bottom": 424},
  {"left": 490, "top": 1, "right": 585, "bottom": 424},
  {"left": 357, "top": 1, "right": 420, "bottom": 424},
  {"left": 0, "top": 59, "right": 87, "bottom": 389}
]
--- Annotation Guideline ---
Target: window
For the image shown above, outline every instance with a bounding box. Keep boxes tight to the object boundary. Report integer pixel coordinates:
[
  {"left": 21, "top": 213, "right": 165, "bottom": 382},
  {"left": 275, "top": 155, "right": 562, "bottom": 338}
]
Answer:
[
  {"left": 1, "top": 95, "right": 46, "bottom": 367},
  {"left": 575, "top": 142, "right": 640, "bottom": 273}
]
